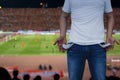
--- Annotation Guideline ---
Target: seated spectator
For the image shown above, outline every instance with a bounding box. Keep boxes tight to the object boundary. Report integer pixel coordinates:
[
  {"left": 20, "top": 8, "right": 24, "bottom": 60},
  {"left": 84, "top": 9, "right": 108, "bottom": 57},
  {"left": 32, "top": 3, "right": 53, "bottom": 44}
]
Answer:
[
  {"left": 12, "top": 69, "right": 21, "bottom": 80},
  {"left": 43, "top": 65, "right": 47, "bottom": 70},
  {"left": 38, "top": 64, "right": 43, "bottom": 70},
  {"left": 53, "top": 73, "right": 60, "bottom": 80},
  {"left": 0, "top": 67, "right": 12, "bottom": 80},
  {"left": 48, "top": 64, "right": 52, "bottom": 70},
  {"left": 89, "top": 77, "right": 92, "bottom": 80},
  {"left": 112, "top": 68, "right": 117, "bottom": 76},
  {"left": 34, "top": 75, "right": 41, "bottom": 80},
  {"left": 108, "top": 76, "right": 120, "bottom": 80},
  {"left": 23, "top": 74, "right": 30, "bottom": 80}
]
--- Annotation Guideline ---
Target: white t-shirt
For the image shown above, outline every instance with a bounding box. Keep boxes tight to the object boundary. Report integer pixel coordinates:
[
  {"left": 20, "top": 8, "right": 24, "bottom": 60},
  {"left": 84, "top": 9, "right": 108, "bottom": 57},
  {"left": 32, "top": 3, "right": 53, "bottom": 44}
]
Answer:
[{"left": 62, "top": 0, "right": 112, "bottom": 45}]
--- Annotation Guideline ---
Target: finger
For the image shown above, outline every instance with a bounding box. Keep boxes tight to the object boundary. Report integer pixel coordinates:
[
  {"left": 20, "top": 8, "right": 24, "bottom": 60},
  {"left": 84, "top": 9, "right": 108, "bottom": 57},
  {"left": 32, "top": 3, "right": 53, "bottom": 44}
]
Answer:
[
  {"left": 53, "top": 40, "right": 59, "bottom": 45},
  {"left": 106, "top": 44, "right": 114, "bottom": 51},
  {"left": 106, "top": 47, "right": 111, "bottom": 51},
  {"left": 111, "top": 41, "right": 115, "bottom": 49},
  {"left": 61, "top": 48, "right": 65, "bottom": 52},
  {"left": 111, "top": 44, "right": 114, "bottom": 49},
  {"left": 60, "top": 47, "right": 65, "bottom": 52},
  {"left": 58, "top": 44, "right": 65, "bottom": 52},
  {"left": 53, "top": 41, "right": 57, "bottom": 45},
  {"left": 58, "top": 44, "right": 62, "bottom": 52}
]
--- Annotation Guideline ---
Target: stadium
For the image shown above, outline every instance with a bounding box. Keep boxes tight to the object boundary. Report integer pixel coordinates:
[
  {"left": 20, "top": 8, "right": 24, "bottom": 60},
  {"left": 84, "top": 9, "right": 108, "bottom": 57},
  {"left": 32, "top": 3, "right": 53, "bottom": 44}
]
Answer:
[{"left": 0, "top": 0, "right": 120, "bottom": 80}]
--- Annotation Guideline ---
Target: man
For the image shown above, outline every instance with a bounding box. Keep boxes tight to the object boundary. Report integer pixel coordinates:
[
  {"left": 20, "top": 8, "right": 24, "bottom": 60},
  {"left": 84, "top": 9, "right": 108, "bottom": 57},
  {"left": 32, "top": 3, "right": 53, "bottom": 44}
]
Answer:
[{"left": 54, "top": 0, "right": 114, "bottom": 80}]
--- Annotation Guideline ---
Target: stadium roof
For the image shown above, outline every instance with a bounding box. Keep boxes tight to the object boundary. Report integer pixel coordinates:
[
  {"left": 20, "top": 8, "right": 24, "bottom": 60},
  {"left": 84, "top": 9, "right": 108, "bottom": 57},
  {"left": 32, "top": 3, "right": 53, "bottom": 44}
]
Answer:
[
  {"left": 0, "top": 0, "right": 120, "bottom": 8},
  {"left": 0, "top": 0, "right": 64, "bottom": 8}
]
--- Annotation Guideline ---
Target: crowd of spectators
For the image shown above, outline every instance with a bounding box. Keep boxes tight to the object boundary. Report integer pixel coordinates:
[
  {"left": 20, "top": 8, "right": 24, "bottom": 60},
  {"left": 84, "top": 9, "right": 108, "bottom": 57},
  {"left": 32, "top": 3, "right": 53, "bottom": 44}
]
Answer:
[
  {"left": 0, "top": 8, "right": 67, "bottom": 31},
  {"left": 0, "top": 8, "right": 120, "bottom": 31},
  {"left": 0, "top": 66, "right": 120, "bottom": 80},
  {"left": 0, "top": 67, "right": 61, "bottom": 80}
]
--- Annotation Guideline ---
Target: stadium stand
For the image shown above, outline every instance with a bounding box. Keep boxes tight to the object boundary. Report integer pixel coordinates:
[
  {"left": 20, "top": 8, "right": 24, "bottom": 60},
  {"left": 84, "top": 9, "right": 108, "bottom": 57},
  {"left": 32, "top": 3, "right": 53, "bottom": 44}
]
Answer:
[{"left": 0, "top": 8, "right": 120, "bottom": 31}]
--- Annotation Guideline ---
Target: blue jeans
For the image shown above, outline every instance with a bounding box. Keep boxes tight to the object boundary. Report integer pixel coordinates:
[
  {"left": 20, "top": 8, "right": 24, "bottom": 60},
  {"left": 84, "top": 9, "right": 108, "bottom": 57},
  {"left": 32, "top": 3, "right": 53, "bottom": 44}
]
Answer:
[{"left": 67, "top": 44, "right": 106, "bottom": 80}]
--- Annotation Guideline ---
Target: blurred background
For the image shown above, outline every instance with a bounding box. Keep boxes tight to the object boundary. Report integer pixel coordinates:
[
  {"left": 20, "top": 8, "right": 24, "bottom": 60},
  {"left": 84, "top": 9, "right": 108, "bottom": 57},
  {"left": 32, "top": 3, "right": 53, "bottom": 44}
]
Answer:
[
  {"left": 0, "top": 0, "right": 120, "bottom": 80},
  {"left": 0, "top": 0, "right": 120, "bottom": 8}
]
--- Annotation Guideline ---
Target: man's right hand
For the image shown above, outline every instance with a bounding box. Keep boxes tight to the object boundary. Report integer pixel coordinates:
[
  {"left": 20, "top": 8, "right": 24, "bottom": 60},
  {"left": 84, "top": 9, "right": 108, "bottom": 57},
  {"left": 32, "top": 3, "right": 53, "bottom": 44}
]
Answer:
[
  {"left": 106, "top": 37, "right": 115, "bottom": 50},
  {"left": 53, "top": 36, "right": 67, "bottom": 52}
]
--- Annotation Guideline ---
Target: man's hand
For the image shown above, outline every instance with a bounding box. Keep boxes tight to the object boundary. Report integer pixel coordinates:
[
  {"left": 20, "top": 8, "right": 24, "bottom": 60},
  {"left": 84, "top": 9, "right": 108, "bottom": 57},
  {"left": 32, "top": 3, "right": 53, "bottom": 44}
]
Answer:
[
  {"left": 54, "top": 11, "right": 68, "bottom": 52},
  {"left": 106, "top": 37, "right": 115, "bottom": 50},
  {"left": 54, "top": 36, "right": 67, "bottom": 52}
]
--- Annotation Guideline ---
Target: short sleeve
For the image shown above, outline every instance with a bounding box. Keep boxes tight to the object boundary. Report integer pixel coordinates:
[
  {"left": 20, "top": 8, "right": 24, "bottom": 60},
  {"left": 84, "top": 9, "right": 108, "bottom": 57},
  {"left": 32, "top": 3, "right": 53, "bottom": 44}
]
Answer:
[
  {"left": 62, "top": 0, "right": 71, "bottom": 13},
  {"left": 104, "top": 0, "right": 113, "bottom": 13}
]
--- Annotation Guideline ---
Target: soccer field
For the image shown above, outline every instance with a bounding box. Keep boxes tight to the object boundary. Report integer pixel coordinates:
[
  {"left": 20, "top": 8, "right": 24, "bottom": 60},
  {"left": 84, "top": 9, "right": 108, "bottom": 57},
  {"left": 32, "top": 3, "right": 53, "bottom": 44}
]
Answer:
[
  {"left": 0, "top": 34, "right": 120, "bottom": 56},
  {"left": 0, "top": 35, "right": 61, "bottom": 55}
]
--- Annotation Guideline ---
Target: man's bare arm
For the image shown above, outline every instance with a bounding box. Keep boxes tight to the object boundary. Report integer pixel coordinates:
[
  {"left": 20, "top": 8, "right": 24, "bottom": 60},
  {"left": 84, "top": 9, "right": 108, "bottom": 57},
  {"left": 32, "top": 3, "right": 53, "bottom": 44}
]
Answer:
[
  {"left": 60, "top": 11, "right": 70, "bottom": 37},
  {"left": 106, "top": 12, "right": 114, "bottom": 38},
  {"left": 106, "top": 12, "right": 115, "bottom": 49},
  {"left": 54, "top": 11, "right": 69, "bottom": 52}
]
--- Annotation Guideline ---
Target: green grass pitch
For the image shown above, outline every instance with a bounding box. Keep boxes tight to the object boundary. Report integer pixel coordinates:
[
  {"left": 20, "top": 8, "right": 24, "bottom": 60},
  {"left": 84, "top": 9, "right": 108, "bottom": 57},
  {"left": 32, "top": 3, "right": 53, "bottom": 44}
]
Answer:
[
  {"left": 0, "top": 35, "right": 61, "bottom": 55},
  {"left": 0, "top": 34, "right": 120, "bottom": 56}
]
